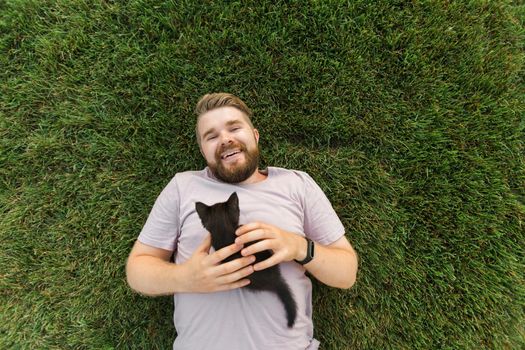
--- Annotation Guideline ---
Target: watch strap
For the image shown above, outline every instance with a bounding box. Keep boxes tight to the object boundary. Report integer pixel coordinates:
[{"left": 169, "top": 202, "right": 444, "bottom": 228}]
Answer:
[{"left": 295, "top": 238, "right": 315, "bottom": 265}]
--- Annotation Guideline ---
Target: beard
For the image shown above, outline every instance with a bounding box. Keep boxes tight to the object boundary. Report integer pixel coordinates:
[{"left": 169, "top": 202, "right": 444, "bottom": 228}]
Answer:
[{"left": 208, "top": 141, "right": 260, "bottom": 184}]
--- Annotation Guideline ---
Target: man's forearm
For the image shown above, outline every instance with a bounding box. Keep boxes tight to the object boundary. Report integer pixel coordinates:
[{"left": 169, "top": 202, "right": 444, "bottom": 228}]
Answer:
[
  {"left": 126, "top": 255, "right": 187, "bottom": 296},
  {"left": 303, "top": 241, "right": 358, "bottom": 289},
  {"left": 126, "top": 237, "right": 256, "bottom": 296}
]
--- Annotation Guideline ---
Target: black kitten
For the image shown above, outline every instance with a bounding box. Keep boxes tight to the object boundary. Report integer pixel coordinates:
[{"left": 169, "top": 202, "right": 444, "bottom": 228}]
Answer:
[{"left": 195, "top": 192, "right": 297, "bottom": 328}]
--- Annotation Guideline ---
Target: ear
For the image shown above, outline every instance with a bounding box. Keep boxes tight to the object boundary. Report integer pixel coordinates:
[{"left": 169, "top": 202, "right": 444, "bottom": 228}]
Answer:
[
  {"left": 195, "top": 202, "right": 209, "bottom": 223},
  {"left": 226, "top": 192, "right": 240, "bottom": 225},
  {"left": 227, "top": 192, "right": 239, "bottom": 207},
  {"left": 253, "top": 128, "right": 260, "bottom": 144},
  {"left": 196, "top": 119, "right": 206, "bottom": 157},
  {"left": 197, "top": 139, "right": 206, "bottom": 158}
]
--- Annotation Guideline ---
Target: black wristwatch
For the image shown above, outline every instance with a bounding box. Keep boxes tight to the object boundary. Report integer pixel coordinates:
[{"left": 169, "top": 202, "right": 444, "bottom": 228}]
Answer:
[{"left": 295, "top": 238, "right": 315, "bottom": 265}]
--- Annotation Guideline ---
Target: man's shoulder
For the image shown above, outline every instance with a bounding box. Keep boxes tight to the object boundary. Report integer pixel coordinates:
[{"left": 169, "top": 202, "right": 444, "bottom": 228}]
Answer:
[
  {"left": 163, "top": 169, "right": 208, "bottom": 189},
  {"left": 268, "top": 167, "right": 323, "bottom": 194},
  {"left": 172, "top": 168, "right": 208, "bottom": 181},
  {"left": 269, "top": 166, "right": 313, "bottom": 181}
]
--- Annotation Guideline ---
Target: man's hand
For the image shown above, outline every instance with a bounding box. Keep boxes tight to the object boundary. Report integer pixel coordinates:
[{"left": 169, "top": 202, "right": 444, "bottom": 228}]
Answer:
[
  {"left": 234, "top": 222, "right": 306, "bottom": 271},
  {"left": 234, "top": 222, "right": 358, "bottom": 289},
  {"left": 182, "top": 234, "right": 256, "bottom": 293}
]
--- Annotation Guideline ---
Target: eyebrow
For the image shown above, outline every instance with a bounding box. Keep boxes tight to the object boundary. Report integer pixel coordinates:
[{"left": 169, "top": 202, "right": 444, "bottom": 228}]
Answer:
[{"left": 202, "top": 119, "right": 244, "bottom": 140}]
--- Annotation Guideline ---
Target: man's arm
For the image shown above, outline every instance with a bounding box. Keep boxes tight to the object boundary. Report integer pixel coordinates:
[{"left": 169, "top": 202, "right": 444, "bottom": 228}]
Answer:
[
  {"left": 235, "top": 222, "right": 358, "bottom": 289},
  {"left": 126, "top": 235, "right": 256, "bottom": 296},
  {"left": 301, "top": 235, "right": 358, "bottom": 289}
]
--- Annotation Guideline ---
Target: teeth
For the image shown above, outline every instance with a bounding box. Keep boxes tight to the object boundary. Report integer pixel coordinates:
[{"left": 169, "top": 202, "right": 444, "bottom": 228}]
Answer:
[{"left": 221, "top": 150, "right": 240, "bottom": 159}]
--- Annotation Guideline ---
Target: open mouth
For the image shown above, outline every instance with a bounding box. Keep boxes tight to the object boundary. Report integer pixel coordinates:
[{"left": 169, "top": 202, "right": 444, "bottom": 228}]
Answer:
[{"left": 221, "top": 150, "right": 242, "bottom": 160}]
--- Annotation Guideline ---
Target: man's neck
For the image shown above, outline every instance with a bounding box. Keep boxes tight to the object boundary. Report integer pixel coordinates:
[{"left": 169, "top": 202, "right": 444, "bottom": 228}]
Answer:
[{"left": 238, "top": 168, "right": 267, "bottom": 185}]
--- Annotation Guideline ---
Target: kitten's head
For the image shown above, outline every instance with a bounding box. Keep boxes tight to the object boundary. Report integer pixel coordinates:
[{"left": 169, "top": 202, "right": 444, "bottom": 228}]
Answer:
[{"left": 195, "top": 192, "right": 240, "bottom": 248}]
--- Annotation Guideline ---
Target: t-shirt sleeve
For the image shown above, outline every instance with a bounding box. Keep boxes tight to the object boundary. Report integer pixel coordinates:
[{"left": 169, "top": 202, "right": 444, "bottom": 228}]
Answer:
[
  {"left": 138, "top": 176, "right": 180, "bottom": 251},
  {"left": 301, "top": 172, "right": 345, "bottom": 246}
]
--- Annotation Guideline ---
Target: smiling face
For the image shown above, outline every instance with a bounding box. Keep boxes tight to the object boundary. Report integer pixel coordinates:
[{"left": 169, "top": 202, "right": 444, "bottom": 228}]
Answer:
[{"left": 197, "top": 106, "right": 261, "bottom": 184}]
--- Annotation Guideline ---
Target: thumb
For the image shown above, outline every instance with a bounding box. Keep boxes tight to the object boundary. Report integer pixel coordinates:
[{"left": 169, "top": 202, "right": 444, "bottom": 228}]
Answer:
[{"left": 196, "top": 233, "right": 212, "bottom": 253}]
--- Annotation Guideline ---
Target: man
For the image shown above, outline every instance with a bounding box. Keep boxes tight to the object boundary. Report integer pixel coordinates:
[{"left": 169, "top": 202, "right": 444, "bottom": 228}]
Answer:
[{"left": 126, "top": 93, "right": 358, "bottom": 350}]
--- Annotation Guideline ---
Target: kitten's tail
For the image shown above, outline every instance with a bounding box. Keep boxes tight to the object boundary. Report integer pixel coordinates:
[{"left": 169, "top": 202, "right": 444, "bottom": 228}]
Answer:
[{"left": 275, "top": 280, "right": 297, "bottom": 328}]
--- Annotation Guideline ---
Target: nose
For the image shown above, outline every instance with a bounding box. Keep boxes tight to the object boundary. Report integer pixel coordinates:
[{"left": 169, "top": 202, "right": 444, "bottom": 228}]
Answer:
[{"left": 219, "top": 131, "right": 234, "bottom": 146}]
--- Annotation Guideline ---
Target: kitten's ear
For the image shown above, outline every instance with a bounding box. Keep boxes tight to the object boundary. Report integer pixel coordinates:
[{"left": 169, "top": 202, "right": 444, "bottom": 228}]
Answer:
[
  {"left": 227, "top": 192, "right": 239, "bottom": 208},
  {"left": 195, "top": 202, "right": 209, "bottom": 223},
  {"left": 227, "top": 192, "right": 240, "bottom": 225}
]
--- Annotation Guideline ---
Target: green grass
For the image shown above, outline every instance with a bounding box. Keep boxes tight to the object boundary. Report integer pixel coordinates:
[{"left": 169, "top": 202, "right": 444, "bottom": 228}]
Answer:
[{"left": 1, "top": 0, "right": 524, "bottom": 349}]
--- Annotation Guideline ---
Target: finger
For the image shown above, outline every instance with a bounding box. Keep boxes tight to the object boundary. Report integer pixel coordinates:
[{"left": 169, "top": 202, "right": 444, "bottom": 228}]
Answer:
[
  {"left": 235, "top": 222, "right": 265, "bottom": 236},
  {"left": 214, "top": 278, "right": 251, "bottom": 292},
  {"left": 253, "top": 254, "right": 281, "bottom": 271},
  {"left": 241, "top": 239, "right": 272, "bottom": 257},
  {"left": 235, "top": 228, "right": 271, "bottom": 245},
  {"left": 196, "top": 233, "right": 212, "bottom": 253},
  {"left": 207, "top": 242, "right": 244, "bottom": 265},
  {"left": 210, "top": 255, "right": 256, "bottom": 277},
  {"left": 216, "top": 264, "right": 255, "bottom": 285}
]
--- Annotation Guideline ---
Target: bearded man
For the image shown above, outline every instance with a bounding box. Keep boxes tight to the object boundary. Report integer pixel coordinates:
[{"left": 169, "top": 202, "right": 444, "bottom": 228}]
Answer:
[{"left": 126, "top": 93, "right": 358, "bottom": 350}]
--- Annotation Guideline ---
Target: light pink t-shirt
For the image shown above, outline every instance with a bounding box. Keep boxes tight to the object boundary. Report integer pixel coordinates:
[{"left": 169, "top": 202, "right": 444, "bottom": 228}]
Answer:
[{"left": 138, "top": 167, "right": 345, "bottom": 350}]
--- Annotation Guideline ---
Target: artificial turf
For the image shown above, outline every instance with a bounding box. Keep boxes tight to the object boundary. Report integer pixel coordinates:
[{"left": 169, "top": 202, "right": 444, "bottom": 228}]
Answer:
[{"left": 1, "top": 1, "right": 524, "bottom": 349}]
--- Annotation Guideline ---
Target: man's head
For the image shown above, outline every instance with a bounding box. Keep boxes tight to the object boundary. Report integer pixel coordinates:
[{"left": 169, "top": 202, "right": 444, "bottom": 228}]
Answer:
[{"left": 195, "top": 93, "right": 260, "bottom": 184}]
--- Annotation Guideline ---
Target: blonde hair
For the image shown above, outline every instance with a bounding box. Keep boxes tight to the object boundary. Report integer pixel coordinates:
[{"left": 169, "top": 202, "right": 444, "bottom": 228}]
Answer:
[{"left": 195, "top": 93, "right": 254, "bottom": 144}]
